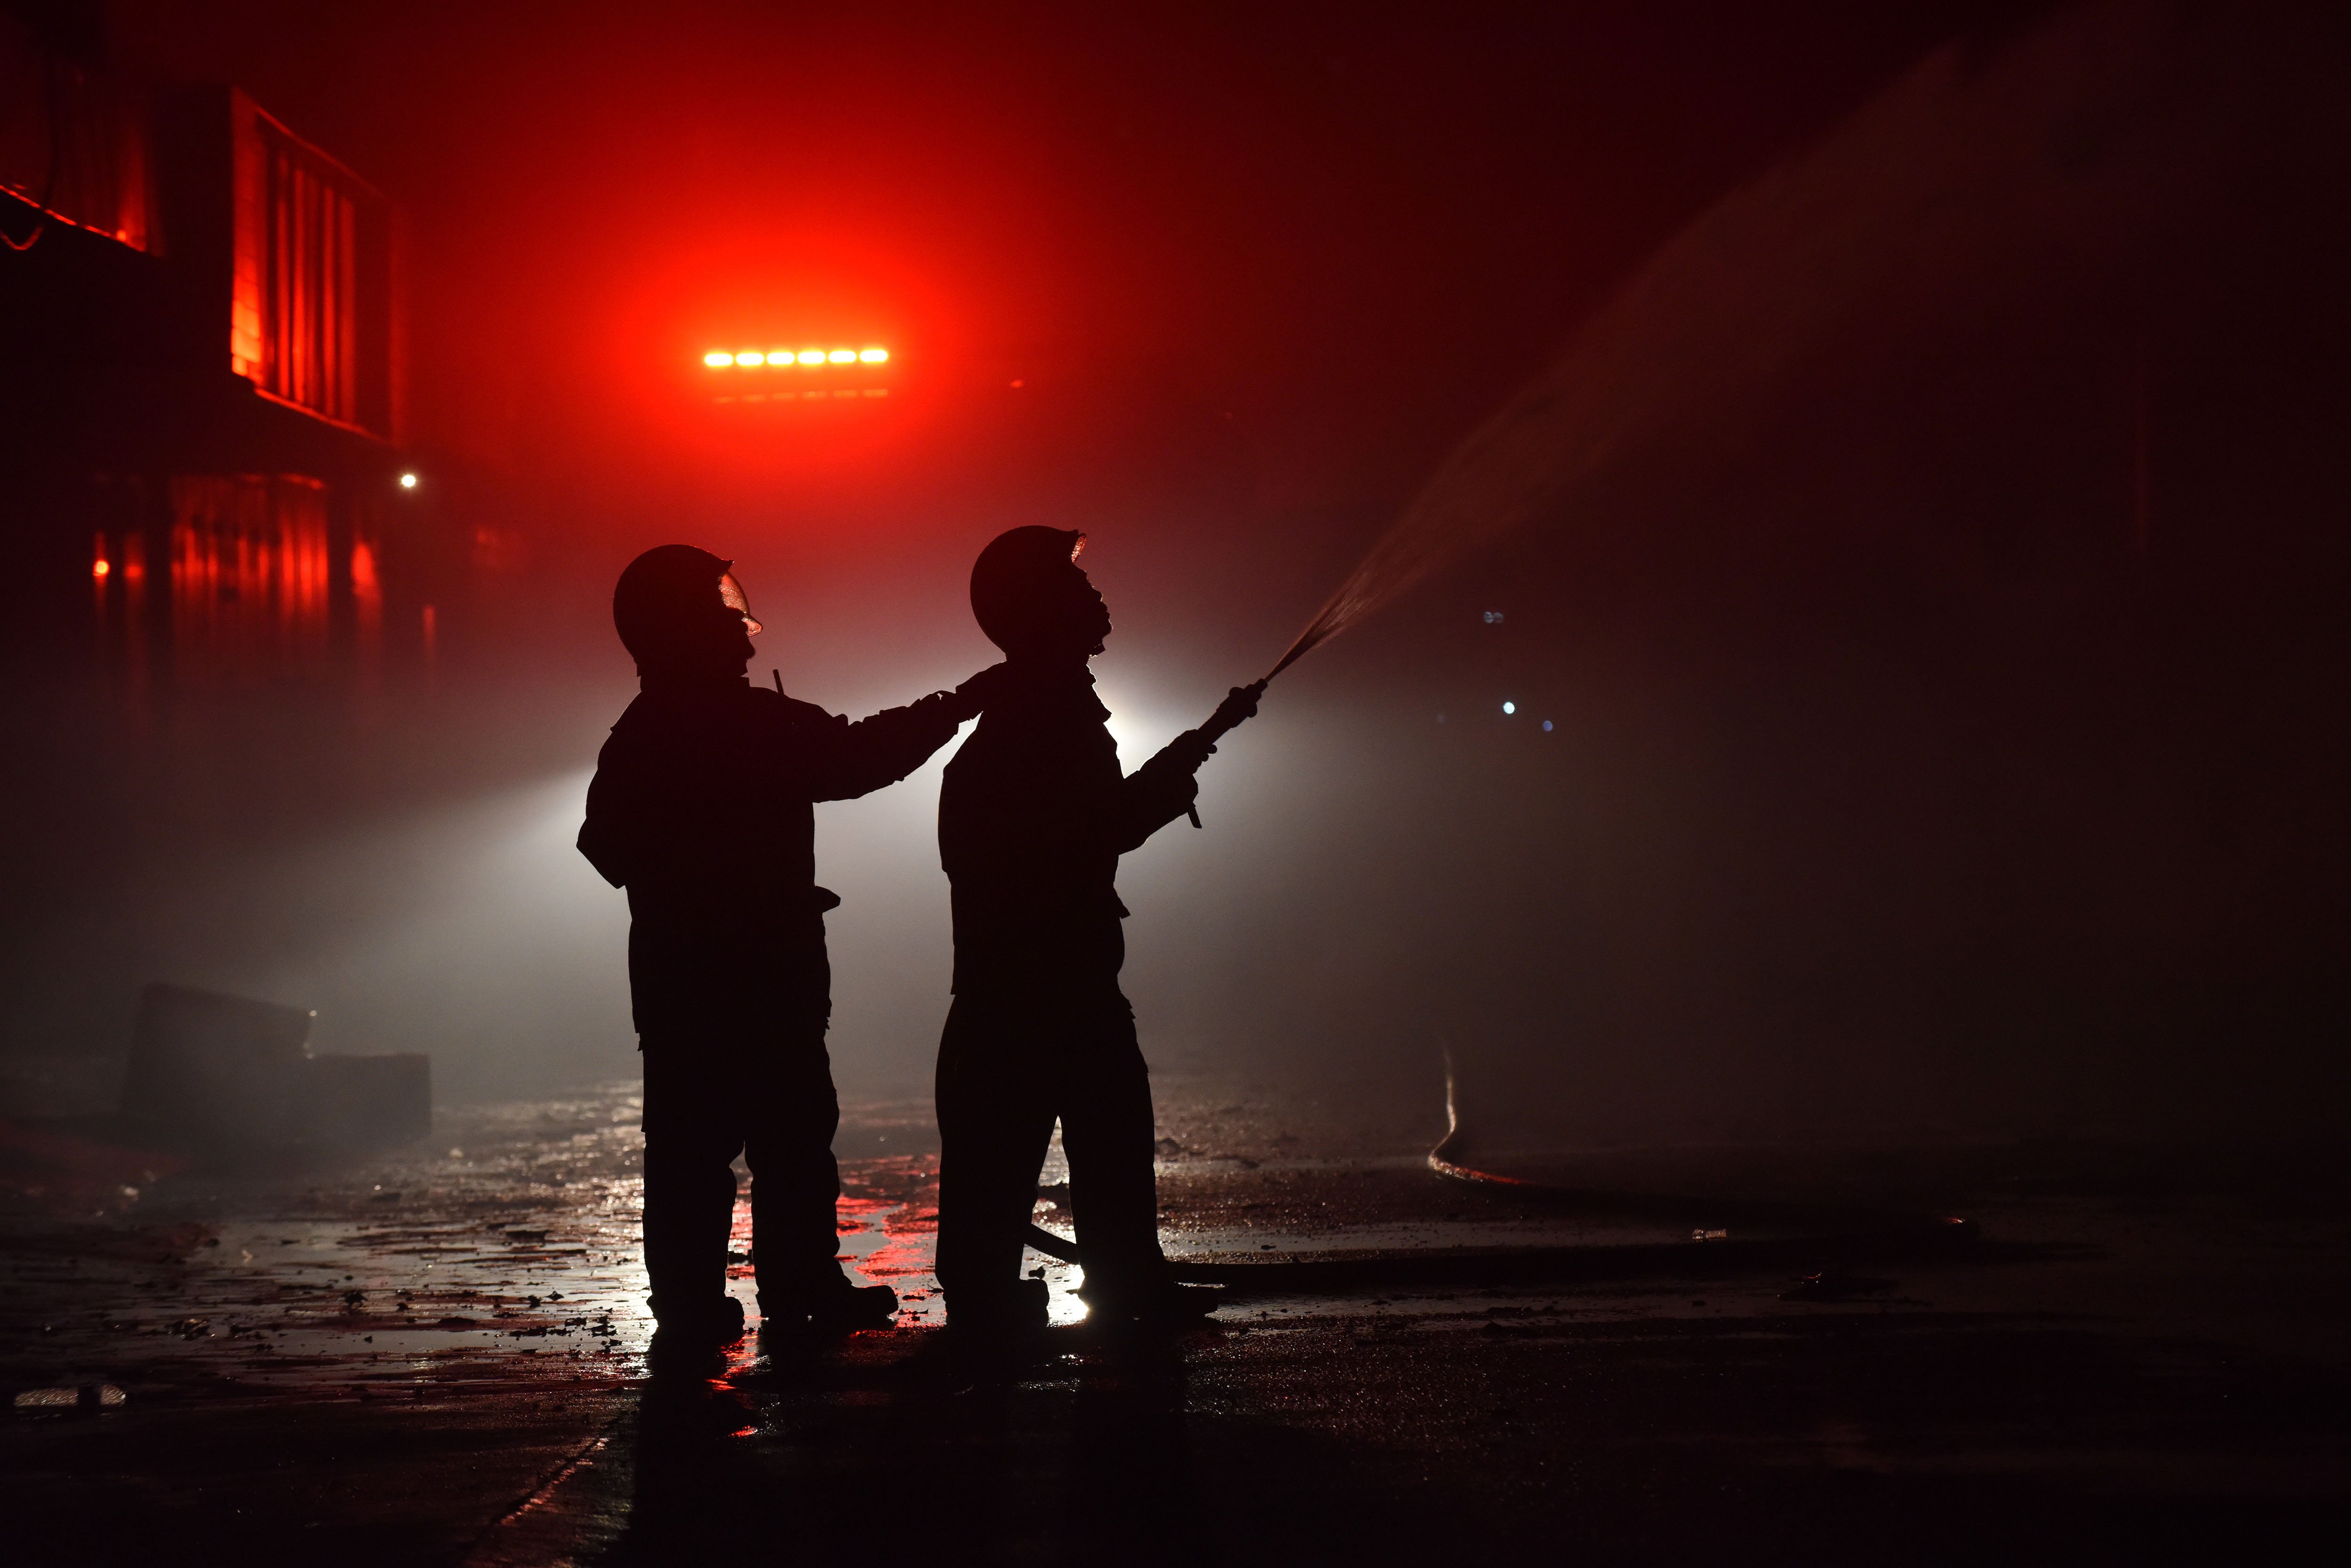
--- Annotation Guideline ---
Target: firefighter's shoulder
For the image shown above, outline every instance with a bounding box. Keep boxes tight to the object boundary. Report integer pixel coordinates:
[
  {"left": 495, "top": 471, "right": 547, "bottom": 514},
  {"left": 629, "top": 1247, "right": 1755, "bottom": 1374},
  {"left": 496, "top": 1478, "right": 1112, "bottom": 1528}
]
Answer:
[{"left": 751, "top": 685, "right": 847, "bottom": 732}]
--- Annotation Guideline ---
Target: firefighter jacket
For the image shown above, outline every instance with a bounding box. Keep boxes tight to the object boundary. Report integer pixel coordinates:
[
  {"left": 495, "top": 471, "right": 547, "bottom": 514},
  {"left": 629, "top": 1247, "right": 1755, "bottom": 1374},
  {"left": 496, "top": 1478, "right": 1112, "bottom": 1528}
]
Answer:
[
  {"left": 580, "top": 676, "right": 966, "bottom": 1039},
  {"left": 939, "top": 661, "right": 1210, "bottom": 1006}
]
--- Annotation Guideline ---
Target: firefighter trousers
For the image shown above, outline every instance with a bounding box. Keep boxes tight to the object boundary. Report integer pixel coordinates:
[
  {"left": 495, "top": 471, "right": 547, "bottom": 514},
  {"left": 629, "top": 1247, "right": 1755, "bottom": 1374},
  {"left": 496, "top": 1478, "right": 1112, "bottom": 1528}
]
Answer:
[
  {"left": 933, "top": 992, "right": 1168, "bottom": 1313},
  {"left": 639, "top": 1031, "right": 847, "bottom": 1323}
]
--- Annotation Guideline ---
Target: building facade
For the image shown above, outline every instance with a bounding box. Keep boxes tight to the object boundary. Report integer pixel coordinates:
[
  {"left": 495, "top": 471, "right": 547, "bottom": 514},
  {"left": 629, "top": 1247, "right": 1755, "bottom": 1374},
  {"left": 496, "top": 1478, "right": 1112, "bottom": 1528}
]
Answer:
[{"left": 3, "top": 10, "right": 432, "bottom": 691}]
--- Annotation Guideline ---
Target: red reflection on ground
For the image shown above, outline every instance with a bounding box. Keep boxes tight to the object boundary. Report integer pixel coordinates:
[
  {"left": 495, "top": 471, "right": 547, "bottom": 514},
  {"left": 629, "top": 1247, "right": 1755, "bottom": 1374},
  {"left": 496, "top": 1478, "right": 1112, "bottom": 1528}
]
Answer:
[
  {"left": 727, "top": 1194, "right": 754, "bottom": 1281},
  {"left": 838, "top": 1160, "right": 942, "bottom": 1320}
]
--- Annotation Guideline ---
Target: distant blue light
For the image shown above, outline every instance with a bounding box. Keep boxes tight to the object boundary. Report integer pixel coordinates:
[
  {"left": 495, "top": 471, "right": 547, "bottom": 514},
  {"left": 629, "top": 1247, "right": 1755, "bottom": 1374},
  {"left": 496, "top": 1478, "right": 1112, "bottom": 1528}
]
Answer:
[
  {"left": 1541, "top": 719, "right": 1553, "bottom": 732},
  {"left": 1502, "top": 701, "right": 1515, "bottom": 715},
  {"left": 1483, "top": 610, "right": 1505, "bottom": 624}
]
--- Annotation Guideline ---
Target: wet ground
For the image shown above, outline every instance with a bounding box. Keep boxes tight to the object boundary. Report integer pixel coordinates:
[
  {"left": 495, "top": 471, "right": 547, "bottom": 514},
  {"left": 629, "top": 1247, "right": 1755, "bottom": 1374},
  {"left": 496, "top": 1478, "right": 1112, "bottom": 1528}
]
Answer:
[{"left": 5, "top": 1076, "right": 2349, "bottom": 1565}]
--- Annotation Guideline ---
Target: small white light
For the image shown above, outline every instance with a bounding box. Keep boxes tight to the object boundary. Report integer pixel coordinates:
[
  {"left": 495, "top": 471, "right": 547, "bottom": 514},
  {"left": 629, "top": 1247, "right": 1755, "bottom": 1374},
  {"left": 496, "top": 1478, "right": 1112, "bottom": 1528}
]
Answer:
[
  {"left": 1541, "top": 719, "right": 1553, "bottom": 732},
  {"left": 735, "top": 350, "right": 765, "bottom": 366},
  {"left": 797, "top": 350, "right": 825, "bottom": 365},
  {"left": 827, "top": 348, "right": 856, "bottom": 363},
  {"left": 1502, "top": 701, "right": 1515, "bottom": 715},
  {"left": 398, "top": 472, "right": 418, "bottom": 489},
  {"left": 704, "top": 351, "right": 733, "bottom": 367},
  {"left": 858, "top": 347, "right": 889, "bottom": 363}
]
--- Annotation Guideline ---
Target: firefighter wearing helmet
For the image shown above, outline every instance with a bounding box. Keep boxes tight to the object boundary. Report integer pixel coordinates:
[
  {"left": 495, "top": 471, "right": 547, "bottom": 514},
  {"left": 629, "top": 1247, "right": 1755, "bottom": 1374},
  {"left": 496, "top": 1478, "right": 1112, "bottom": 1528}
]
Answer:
[
  {"left": 579, "top": 544, "right": 1000, "bottom": 1351},
  {"left": 933, "top": 526, "right": 1259, "bottom": 1333}
]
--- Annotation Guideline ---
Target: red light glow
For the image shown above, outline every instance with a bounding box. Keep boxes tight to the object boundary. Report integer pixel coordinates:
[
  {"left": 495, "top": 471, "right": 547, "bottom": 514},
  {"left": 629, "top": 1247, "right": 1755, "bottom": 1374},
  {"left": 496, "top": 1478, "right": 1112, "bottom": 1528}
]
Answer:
[
  {"left": 701, "top": 344, "right": 891, "bottom": 371},
  {"left": 166, "top": 476, "right": 330, "bottom": 676},
  {"left": 352, "top": 535, "right": 382, "bottom": 664}
]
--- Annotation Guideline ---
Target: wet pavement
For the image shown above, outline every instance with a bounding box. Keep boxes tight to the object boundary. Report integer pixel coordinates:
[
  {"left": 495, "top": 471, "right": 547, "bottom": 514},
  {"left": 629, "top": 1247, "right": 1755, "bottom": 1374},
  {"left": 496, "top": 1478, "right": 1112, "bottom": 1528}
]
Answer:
[{"left": 5, "top": 1076, "right": 2350, "bottom": 1565}]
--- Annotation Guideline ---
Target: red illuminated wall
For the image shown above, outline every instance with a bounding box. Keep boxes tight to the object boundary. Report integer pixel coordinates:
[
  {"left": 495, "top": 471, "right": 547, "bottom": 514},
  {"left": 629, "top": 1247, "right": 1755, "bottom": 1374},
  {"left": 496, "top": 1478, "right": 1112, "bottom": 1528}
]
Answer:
[
  {"left": 165, "top": 474, "right": 331, "bottom": 681},
  {"left": 0, "top": 14, "right": 154, "bottom": 251}
]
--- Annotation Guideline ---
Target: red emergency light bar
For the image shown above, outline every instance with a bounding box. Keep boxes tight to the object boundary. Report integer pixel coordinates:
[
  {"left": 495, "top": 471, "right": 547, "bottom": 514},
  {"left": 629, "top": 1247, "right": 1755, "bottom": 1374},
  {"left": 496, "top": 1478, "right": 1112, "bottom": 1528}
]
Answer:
[{"left": 704, "top": 347, "right": 890, "bottom": 368}]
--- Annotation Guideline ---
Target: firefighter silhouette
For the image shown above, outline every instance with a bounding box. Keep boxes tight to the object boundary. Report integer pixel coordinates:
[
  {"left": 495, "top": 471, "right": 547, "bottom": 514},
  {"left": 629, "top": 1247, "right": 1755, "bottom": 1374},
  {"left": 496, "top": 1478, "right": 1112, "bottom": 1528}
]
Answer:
[
  {"left": 933, "top": 527, "right": 1258, "bottom": 1332},
  {"left": 580, "top": 544, "right": 1000, "bottom": 1347}
]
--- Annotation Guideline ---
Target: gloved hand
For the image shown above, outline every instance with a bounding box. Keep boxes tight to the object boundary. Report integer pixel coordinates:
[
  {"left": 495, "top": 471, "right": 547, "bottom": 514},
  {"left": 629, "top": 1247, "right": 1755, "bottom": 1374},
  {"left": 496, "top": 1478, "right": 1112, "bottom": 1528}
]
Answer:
[
  {"left": 1200, "top": 679, "right": 1265, "bottom": 740},
  {"left": 947, "top": 661, "right": 1012, "bottom": 723},
  {"left": 1160, "top": 730, "right": 1217, "bottom": 772}
]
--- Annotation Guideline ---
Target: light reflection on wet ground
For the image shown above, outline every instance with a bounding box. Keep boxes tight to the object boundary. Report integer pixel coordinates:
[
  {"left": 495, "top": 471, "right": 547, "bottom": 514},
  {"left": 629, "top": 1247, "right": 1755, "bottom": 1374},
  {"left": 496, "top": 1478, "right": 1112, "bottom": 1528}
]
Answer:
[
  {"left": 0, "top": 1076, "right": 1745, "bottom": 1416},
  {"left": 2, "top": 1089, "right": 661, "bottom": 1403},
  {"left": 1, "top": 1082, "right": 1246, "bottom": 1402},
  {"left": 7, "top": 1077, "right": 2351, "bottom": 1565}
]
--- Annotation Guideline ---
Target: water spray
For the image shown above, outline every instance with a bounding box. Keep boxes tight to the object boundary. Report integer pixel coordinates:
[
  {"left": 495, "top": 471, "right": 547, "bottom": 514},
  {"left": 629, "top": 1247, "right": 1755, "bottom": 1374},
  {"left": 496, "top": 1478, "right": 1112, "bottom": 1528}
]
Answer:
[
  {"left": 1176, "top": 585, "right": 1363, "bottom": 828},
  {"left": 1195, "top": 414, "right": 1504, "bottom": 754}
]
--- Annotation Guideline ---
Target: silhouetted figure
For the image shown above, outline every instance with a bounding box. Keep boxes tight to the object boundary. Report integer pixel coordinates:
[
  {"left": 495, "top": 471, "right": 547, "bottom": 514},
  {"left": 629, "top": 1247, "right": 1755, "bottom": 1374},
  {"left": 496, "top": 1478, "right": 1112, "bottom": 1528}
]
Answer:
[
  {"left": 934, "top": 527, "right": 1258, "bottom": 1332},
  {"left": 579, "top": 545, "right": 997, "bottom": 1349}
]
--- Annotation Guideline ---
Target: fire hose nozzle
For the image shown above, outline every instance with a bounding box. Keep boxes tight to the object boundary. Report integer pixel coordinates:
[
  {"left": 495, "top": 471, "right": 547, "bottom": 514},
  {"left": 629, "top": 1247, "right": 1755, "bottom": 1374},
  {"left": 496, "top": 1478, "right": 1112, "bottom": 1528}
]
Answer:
[{"left": 1199, "top": 677, "right": 1270, "bottom": 743}]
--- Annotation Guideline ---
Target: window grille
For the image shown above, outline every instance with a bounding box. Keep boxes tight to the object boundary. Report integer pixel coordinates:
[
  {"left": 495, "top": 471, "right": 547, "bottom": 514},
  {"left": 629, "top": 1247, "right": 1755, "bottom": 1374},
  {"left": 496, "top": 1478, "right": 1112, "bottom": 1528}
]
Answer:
[
  {"left": 257, "top": 126, "right": 361, "bottom": 423},
  {"left": 225, "top": 96, "right": 395, "bottom": 438}
]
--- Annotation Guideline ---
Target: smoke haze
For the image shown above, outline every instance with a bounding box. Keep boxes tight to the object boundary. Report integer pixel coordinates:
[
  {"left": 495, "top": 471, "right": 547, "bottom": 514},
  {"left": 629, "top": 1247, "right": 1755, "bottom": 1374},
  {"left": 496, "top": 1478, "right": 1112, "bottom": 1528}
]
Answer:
[
  {"left": 8, "top": 2, "right": 2347, "bottom": 1155},
  {"left": 1283, "top": 1, "right": 2351, "bottom": 1144}
]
